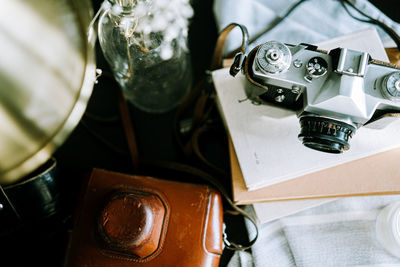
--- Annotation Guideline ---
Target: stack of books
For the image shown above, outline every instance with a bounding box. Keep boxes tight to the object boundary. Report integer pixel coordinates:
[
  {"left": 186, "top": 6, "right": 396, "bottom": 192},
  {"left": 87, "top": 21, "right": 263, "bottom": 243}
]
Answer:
[{"left": 213, "top": 28, "right": 400, "bottom": 224}]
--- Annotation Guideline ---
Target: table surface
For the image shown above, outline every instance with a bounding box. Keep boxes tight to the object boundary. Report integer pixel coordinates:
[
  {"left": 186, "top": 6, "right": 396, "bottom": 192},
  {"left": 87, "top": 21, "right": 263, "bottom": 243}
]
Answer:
[{"left": 0, "top": 0, "right": 399, "bottom": 266}]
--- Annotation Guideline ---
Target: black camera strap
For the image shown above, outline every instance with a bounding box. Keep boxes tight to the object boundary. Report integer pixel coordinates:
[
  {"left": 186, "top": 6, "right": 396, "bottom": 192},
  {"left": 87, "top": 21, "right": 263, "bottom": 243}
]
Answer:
[{"left": 339, "top": 0, "right": 400, "bottom": 51}]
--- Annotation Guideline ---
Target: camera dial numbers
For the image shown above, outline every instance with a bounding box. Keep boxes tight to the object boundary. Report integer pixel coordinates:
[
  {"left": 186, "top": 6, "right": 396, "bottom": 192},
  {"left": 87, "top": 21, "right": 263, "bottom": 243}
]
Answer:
[
  {"left": 306, "top": 57, "right": 328, "bottom": 78},
  {"left": 255, "top": 41, "right": 292, "bottom": 74},
  {"left": 298, "top": 115, "right": 356, "bottom": 154},
  {"left": 381, "top": 72, "right": 400, "bottom": 101}
]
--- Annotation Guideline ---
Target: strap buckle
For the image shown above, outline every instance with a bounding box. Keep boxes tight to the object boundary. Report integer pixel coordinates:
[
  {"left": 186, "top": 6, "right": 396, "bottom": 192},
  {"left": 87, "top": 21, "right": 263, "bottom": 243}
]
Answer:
[{"left": 230, "top": 52, "right": 246, "bottom": 77}]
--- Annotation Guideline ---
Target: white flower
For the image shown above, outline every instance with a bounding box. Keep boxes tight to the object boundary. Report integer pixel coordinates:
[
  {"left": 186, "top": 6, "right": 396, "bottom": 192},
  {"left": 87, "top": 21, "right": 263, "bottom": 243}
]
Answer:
[
  {"left": 111, "top": 0, "right": 194, "bottom": 56},
  {"left": 151, "top": 15, "right": 168, "bottom": 32},
  {"left": 154, "top": 0, "right": 169, "bottom": 9},
  {"left": 160, "top": 44, "right": 173, "bottom": 60},
  {"left": 134, "top": 2, "right": 148, "bottom": 17},
  {"left": 164, "top": 25, "right": 180, "bottom": 41},
  {"left": 111, "top": 4, "right": 123, "bottom": 15},
  {"left": 180, "top": 4, "right": 194, "bottom": 18},
  {"left": 101, "top": 1, "right": 112, "bottom": 10},
  {"left": 120, "top": 17, "right": 136, "bottom": 37},
  {"left": 142, "top": 24, "right": 152, "bottom": 35}
]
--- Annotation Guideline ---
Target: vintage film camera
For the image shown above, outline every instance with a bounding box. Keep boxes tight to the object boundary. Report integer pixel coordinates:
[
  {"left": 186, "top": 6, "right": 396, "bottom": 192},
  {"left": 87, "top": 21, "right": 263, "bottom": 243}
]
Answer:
[{"left": 234, "top": 40, "right": 400, "bottom": 154}]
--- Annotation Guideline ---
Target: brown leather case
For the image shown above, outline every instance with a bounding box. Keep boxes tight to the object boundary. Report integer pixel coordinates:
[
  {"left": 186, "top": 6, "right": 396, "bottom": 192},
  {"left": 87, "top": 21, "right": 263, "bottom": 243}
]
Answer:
[{"left": 65, "top": 169, "right": 223, "bottom": 267}]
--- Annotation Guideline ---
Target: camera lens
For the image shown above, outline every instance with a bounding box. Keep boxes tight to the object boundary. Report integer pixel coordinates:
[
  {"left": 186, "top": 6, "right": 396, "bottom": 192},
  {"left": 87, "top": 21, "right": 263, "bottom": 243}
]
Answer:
[{"left": 298, "top": 115, "right": 356, "bottom": 154}]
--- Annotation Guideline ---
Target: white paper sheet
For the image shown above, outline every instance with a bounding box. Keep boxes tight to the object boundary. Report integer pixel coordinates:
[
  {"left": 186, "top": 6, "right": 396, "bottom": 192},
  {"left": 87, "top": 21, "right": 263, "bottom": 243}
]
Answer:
[{"left": 252, "top": 198, "right": 336, "bottom": 224}]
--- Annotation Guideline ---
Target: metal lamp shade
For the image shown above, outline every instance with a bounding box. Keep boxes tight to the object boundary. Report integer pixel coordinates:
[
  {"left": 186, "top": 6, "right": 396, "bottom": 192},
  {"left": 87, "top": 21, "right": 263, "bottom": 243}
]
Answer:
[{"left": 0, "top": 0, "right": 96, "bottom": 184}]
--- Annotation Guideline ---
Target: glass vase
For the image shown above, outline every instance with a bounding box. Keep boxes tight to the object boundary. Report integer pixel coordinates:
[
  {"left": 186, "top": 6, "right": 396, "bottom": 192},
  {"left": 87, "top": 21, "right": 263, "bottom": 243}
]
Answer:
[{"left": 98, "top": 0, "right": 193, "bottom": 113}]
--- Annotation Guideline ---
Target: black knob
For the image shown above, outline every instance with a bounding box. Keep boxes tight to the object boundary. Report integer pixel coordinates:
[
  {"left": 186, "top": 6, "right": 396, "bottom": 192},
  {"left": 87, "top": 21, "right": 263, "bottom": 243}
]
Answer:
[{"left": 306, "top": 57, "right": 328, "bottom": 78}]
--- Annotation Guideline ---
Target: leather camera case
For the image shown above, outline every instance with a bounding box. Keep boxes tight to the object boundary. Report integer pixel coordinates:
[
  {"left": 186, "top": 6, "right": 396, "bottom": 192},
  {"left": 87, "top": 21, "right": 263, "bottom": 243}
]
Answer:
[{"left": 65, "top": 169, "right": 223, "bottom": 267}]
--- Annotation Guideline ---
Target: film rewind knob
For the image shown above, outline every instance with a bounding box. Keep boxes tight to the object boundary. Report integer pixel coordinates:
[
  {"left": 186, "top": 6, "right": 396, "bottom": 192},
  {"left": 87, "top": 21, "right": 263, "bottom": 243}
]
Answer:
[{"left": 255, "top": 41, "right": 292, "bottom": 74}]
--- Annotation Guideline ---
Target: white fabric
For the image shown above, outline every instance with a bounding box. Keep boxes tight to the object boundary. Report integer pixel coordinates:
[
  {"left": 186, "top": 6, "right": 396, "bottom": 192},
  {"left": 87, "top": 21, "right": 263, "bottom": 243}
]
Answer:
[
  {"left": 213, "top": 0, "right": 400, "bottom": 53},
  {"left": 233, "top": 196, "right": 400, "bottom": 266},
  {"left": 213, "top": 0, "right": 400, "bottom": 265}
]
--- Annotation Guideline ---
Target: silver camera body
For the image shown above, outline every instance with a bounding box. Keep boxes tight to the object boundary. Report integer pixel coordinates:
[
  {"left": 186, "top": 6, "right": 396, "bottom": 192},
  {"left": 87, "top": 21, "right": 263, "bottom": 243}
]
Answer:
[{"left": 242, "top": 41, "right": 400, "bottom": 153}]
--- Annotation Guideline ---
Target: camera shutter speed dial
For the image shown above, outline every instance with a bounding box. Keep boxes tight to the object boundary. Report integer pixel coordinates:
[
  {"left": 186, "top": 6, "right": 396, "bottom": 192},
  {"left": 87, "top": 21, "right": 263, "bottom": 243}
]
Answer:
[
  {"left": 255, "top": 41, "right": 292, "bottom": 74},
  {"left": 306, "top": 57, "right": 328, "bottom": 78},
  {"left": 381, "top": 72, "right": 400, "bottom": 101}
]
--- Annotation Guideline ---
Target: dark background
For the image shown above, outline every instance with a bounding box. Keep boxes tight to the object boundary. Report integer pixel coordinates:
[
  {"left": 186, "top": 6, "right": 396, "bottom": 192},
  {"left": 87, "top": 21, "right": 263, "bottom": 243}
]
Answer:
[{"left": 0, "top": 0, "right": 399, "bottom": 266}]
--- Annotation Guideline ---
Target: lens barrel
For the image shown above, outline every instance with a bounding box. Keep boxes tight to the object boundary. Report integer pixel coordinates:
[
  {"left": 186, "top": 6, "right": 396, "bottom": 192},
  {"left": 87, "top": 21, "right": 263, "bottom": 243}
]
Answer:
[{"left": 298, "top": 115, "right": 356, "bottom": 154}]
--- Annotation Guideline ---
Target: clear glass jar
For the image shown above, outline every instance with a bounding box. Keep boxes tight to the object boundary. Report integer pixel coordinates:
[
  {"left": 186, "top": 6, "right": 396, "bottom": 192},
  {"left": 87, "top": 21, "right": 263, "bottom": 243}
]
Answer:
[{"left": 98, "top": 0, "right": 193, "bottom": 113}]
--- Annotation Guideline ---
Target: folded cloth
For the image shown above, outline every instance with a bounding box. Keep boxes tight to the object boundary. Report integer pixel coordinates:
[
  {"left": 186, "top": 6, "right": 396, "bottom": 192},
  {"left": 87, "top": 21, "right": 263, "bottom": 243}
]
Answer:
[
  {"left": 229, "top": 196, "right": 400, "bottom": 267},
  {"left": 213, "top": 0, "right": 400, "bottom": 53}
]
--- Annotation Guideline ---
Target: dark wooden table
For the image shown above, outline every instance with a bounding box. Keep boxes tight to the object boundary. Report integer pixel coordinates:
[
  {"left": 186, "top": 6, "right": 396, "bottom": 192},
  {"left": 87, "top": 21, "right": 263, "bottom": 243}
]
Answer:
[{"left": 0, "top": 1, "right": 398, "bottom": 266}]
